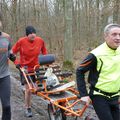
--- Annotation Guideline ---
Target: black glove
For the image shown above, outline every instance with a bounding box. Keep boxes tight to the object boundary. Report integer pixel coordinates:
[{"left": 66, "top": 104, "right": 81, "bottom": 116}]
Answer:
[
  {"left": 16, "top": 64, "right": 21, "bottom": 70},
  {"left": 9, "top": 53, "right": 16, "bottom": 62}
]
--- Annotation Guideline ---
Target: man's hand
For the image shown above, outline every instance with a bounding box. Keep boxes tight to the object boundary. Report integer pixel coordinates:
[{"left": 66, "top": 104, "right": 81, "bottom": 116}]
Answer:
[
  {"left": 16, "top": 64, "right": 21, "bottom": 69},
  {"left": 80, "top": 96, "right": 91, "bottom": 105},
  {"left": 13, "top": 59, "right": 21, "bottom": 69}
]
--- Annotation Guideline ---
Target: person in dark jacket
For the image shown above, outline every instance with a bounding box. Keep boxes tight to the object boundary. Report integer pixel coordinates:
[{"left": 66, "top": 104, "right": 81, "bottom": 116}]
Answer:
[{"left": 76, "top": 23, "right": 120, "bottom": 120}]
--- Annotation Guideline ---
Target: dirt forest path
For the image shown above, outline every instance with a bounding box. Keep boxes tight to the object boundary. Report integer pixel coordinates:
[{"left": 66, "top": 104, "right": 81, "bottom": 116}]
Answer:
[{"left": 0, "top": 67, "right": 99, "bottom": 120}]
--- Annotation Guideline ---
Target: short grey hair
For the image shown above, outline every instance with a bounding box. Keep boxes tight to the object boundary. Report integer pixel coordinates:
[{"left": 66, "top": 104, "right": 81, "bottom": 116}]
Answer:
[{"left": 104, "top": 23, "right": 120, "bottom": 34}]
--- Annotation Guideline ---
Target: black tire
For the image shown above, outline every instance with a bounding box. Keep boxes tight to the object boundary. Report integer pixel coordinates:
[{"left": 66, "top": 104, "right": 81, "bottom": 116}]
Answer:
[{"left": 48, "top": 104, "right": 66, "bottom": 120}]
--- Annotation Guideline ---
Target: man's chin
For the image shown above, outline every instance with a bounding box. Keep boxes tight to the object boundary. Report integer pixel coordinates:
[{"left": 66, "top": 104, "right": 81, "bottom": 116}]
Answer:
[
  {"left": 116, "top": 44, "right": 120, "bottom": 48},
  {"left": 29, "top": 39, "right": 34, "bottom": 42}
]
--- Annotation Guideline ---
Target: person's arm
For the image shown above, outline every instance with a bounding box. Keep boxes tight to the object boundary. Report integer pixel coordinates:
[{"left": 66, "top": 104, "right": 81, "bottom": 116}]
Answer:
[
  {"left": 41, "top": 41, "right": 47, "bottom": 55},
  {"left": 11, "top": 40, "right": 21, "bottom": 65},
  {"left": 2, "top": 32, "right": 16, "bottom": 62},
  {"left": 76, "top": 53, "right": 97, "bottom": 99}
]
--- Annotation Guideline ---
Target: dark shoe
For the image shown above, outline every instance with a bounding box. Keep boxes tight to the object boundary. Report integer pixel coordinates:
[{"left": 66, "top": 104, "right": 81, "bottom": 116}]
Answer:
[{"left": 25, "top": 108, "right": 33, "bottom": 117}]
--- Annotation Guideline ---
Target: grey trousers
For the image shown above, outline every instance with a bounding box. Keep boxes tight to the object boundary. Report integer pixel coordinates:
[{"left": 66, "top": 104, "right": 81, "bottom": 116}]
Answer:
[{"left": 0, "top": 75, "right": 11, "bottom": 120}]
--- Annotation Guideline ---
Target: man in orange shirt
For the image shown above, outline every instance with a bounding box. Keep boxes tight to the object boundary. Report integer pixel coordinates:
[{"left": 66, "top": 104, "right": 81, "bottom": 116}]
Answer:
[{"left": 12, "top": 26, "right": 47, "bottom": 117}]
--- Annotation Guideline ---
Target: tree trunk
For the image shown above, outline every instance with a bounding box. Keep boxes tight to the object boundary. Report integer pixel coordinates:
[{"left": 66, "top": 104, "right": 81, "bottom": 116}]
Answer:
[
  {"left": 64, "top": 0, "right": 73, "bottom": 62},
  {"left": 113, "top": 0, "right": 120, "bottom": 23}
]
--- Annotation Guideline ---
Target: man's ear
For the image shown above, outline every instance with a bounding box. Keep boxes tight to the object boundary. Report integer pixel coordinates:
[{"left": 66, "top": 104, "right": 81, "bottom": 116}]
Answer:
[{"left": 104, "top": 33, "right": 108, "bottom": 40}]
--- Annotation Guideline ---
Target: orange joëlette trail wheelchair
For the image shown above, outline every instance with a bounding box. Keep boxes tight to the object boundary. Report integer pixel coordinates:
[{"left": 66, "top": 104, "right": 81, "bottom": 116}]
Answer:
[{"left": 18, "top": 54, "right": 120, "bottom": 120}]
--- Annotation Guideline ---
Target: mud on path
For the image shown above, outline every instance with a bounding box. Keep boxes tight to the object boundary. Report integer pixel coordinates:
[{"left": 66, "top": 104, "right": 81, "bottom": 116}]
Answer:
[{"left": 1, "top": 67, "right": 99, "bottom": 120}]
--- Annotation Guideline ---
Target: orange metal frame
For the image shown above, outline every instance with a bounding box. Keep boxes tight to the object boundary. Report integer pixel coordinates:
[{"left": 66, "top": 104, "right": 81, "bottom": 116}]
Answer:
[{"left": 19, "top": 65, "right": 90, "bottom": 118}]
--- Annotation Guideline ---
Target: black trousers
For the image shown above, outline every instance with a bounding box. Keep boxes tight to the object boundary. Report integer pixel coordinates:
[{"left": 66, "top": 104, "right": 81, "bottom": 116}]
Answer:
[
  {"left": 0, "top": 76, "right": 11, "bottom": 120},
  {"left": 90, "top": 95, "right": 119, "bottom": 120}
]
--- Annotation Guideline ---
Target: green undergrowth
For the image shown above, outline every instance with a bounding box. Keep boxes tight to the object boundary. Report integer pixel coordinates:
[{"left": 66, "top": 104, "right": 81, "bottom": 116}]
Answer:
[{"left": 62, "top": 60, "right": 74, "bottom": 71}]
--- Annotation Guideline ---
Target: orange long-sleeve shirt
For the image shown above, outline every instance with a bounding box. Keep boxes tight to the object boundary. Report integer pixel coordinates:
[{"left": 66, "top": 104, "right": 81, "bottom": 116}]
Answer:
[{"left": 12, "top": 36, "right": 47, "bottom": 71}]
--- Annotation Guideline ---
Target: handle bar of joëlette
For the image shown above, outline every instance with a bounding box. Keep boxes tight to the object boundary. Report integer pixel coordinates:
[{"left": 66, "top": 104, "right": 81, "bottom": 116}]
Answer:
[
  {"left": 19, "top": 67, "right": 33, "bottom": 89},
  {"left": 19, "top": 67, "right": 46, "bottom": 91}
]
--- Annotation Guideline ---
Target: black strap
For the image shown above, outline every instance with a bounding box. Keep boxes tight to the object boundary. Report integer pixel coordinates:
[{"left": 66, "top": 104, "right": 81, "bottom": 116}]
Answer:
[
  {"left": 92, "top": 87, "right": 119, "bottom": 97},
  {"left": 0, "top": 31, "right": 1, "bottom": 35},
  {"left": 98, "top": 58, "right": 103, "bottom": 73}
]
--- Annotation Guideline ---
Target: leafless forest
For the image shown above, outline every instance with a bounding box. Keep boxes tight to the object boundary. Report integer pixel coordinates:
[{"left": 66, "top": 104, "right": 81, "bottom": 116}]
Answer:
[
  {"left": 1, "top": 0, "right": 120, "bottom": 63},
  {"left": 0, "top": 0, "right": 120, "bottom": 119}
]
